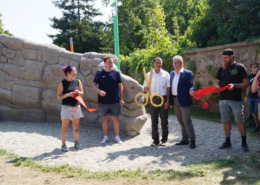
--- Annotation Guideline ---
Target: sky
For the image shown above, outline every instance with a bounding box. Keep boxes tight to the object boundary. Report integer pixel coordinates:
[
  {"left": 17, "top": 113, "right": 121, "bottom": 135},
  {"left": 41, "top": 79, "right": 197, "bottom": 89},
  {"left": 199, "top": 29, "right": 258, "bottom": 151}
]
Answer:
[{"left": 0, "top": 0, "right": 112, "bottom": 44}]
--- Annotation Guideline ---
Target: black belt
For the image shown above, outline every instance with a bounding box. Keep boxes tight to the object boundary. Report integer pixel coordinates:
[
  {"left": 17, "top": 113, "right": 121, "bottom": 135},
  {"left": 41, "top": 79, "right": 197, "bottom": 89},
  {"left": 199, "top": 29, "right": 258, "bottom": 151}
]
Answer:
[{"left": 172, "top": 95, "right": 178, "bottom": 97}]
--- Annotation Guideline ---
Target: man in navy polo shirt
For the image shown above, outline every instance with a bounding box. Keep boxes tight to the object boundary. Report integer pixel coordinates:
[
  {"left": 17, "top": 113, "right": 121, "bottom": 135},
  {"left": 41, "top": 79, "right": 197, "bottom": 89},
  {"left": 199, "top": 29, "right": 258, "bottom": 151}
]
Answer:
[{"left": 92, "top": 56, "right": 124, "bottom": 144}]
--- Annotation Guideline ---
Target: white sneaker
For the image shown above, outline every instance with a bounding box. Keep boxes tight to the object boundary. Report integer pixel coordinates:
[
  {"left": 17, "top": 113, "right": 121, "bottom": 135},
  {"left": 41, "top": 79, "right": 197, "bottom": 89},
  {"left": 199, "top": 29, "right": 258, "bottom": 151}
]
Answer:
[
  {"left": 101, "top": 136, "right": 109, "bottom": 144},
  {"left": 115, "top": 136, "right": 123, "bottom": 144}
]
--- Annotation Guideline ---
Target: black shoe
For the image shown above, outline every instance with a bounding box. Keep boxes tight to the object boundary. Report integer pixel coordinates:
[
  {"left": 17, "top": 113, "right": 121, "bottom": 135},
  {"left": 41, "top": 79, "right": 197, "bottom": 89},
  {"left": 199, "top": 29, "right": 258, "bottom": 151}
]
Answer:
[
  {"left": 254, "top": 127, "right": 259, "bottom": 132},
  {"left": 161, "top": 139, "right": 167, "bottom": 143},
  {"left": 218, "top": 142, "right": 232, "bottom": 149},
  {"left": 242, "top": 143, "right": 249, "bottom": 152},
  {"left": 189, "top": 142, "right": 196, "bottom": 149},
  {"left": 150, "top": 142, "right": 159, "bottom": 146},
  {"left": 175, "top": 141, "right": 189, "bottom": 145}
]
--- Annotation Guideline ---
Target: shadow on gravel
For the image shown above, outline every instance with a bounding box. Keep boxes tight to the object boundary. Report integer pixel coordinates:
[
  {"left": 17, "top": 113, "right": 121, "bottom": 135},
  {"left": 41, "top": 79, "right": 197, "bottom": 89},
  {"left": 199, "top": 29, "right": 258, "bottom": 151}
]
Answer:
[
  {"left": 30, "top": 148, "right": 66, "bottom": 161},
  {"left": 99, "top": 144, "right": 196, "bottom": 166},
  {"left": 0, "top": 121, "right": 138, "bottom": 144}
]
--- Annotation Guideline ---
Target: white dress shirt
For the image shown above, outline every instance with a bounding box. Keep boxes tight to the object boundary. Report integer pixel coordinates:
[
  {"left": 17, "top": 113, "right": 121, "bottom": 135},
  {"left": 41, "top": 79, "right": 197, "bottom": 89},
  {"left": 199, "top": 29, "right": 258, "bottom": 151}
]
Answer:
[
  {"left": 143, "top": 68, "right": 170, "bottom": 96},
  {"left": 172, "top": 67, "right": 184, "bottom": 96}
]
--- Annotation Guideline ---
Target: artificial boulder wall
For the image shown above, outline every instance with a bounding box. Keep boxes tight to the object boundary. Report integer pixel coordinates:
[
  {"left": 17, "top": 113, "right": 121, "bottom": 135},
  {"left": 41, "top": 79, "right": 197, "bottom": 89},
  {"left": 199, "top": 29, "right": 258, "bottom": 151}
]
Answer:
[{"left": 0, "top": 34, "right": 147, "bottom": 136}]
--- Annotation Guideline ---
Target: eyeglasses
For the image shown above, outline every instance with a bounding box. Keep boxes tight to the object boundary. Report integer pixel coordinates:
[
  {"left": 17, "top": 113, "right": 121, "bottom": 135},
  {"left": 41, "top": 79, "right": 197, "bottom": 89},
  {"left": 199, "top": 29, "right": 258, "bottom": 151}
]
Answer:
[{"left": 173, "top": 62, "right": 181, "bottom": 65}]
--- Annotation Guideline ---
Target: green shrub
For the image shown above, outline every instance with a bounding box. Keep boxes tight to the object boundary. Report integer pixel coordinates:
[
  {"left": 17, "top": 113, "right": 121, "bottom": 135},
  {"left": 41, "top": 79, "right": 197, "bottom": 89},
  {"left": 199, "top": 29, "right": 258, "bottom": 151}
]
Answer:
[
  {"left": 206, "top": 65, "right": 218, "bottom": 79},
  {"left": 209, "top": 67, "right": 218, "bottom": 79},
  {"left": 204, "top": 92, "right": 219, "bottom": 103},
  {"left": 120, "top": 55, "right": 130, "bottom": 76},
  {"left": 127, "top": 44, "right": 177, "bottom": 77},
  {"left": 206, "top": 65, "right": 212, "bottom": 73},
  {"left": 127, "top": 3, "right": 178, "bottom": 76},
  {"left": 186, "top": 61, "right": 196, "bottom": 74},
  {"left": 207, "top": 80, "right": 213, "bottom": 86},
  {"left": 195, "top": 80, "right": 201, "bottom": 90}
]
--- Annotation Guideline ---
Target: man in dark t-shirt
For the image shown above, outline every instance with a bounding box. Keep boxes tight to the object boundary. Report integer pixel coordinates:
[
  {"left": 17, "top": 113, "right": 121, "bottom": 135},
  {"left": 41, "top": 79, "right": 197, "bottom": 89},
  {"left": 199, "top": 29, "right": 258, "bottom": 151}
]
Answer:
[
  {"left": 216, "top": 48, "right": 249, "bottom": 152},
  {"left": 92, "top": 56, "right": 124, "bottom": 144},
  {"left": 245, "top": 64, "right": 259, "bottom": 131}
]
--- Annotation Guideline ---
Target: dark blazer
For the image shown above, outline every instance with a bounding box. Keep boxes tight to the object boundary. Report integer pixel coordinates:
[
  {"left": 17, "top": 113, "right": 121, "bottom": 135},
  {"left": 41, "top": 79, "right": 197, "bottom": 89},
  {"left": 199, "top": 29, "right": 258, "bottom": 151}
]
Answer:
[{"left": 170, "top": 68, "right": 195, "bottom": 107}]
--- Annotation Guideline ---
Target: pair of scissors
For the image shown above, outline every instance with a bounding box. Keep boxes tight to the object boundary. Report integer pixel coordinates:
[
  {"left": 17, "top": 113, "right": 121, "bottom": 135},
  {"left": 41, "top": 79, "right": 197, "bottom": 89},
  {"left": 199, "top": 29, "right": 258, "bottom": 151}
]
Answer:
[{"left": 135, "top": 67, "right": 164, "bottom": 107}]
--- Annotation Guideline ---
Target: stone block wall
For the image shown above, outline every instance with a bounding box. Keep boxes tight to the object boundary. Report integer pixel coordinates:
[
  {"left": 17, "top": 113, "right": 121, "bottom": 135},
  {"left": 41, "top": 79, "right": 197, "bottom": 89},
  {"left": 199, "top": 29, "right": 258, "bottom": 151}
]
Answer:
[{"left": 0, "top": 34, "right": 147, "bottom": 136}]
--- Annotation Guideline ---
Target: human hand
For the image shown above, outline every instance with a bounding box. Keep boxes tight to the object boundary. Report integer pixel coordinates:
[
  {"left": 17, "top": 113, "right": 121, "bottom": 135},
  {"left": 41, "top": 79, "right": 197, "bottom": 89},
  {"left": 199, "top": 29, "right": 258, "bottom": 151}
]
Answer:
[
  {"left": 244, "top": 97, "right": 248, "bottom": 104},
  {"left": 228, "top": 84, "right": 235, "bottom": 91},
  {"left": 144, "top": 87, "right": 150, "bottom": 93},
  {"left": 74, "top": 89, "right": 80, "bottom": 94},
  {"left": 66, "top": 92, "right": 75, "bottom": 97},
  {"left": 164, "top": 101, "right": 169, "bottom": 110},
  {"left": 256, "top": 70, "right": 260, "bottom": 78},
  {"left": 99, "top": 90, "right": 106, "bottom": 96},
  {"left": 120, "top": 99, "right": 124, "bottom": 106},
  {"left": 189, "top": 91, "right": 195, "bottom": 96},
  {"left": 214, "top": 83, "right": 220, "bottom": 92}
]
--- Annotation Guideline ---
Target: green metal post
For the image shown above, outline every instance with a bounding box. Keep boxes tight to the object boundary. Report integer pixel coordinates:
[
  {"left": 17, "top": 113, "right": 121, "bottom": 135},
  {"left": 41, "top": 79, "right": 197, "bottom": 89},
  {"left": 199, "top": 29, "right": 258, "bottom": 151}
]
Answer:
[{"left": 112, "top": 1, "right": 120, "bottom": 70}]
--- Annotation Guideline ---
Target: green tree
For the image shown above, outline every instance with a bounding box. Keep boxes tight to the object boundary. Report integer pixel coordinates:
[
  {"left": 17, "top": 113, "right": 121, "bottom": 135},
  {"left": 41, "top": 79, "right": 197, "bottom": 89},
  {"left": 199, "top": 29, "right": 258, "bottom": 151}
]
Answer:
[
  {"left": 0, "top": 13, "right": 12, "bottom": 36},
  {"left": 160, "top": 0, "right": 200, "bottom": 38},
  {"left": 101, "top": 0, "right": 159, "bottom": 56},
  {"left": 49, "top": 0, "right": 103, "bottom": 53},
  {"left": 101, "top": 0, "right": 204, "bottom": 55},
  {"left": 189, "top": 0, "right": 260, "bottom": 47},
  {"left": 123, "top": 2, "right": 177, "bottom": 78}
]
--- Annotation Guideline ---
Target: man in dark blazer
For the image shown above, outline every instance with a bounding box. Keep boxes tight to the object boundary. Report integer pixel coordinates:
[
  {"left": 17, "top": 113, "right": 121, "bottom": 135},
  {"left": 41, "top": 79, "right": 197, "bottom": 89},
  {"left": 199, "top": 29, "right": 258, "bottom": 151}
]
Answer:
[{"left": 170, "top": 55, "right": 196, "bottom": 149}]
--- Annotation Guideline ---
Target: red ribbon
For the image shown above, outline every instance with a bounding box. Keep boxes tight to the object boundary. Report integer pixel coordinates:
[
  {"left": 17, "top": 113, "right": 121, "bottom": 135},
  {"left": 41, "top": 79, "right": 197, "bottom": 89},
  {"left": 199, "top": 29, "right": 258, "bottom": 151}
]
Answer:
[
  {"left": 72, "top": 89, "right": 98, "bottom": 112},
  {"left": 192, "top": 84, "right": 231, "bottom": 108}
]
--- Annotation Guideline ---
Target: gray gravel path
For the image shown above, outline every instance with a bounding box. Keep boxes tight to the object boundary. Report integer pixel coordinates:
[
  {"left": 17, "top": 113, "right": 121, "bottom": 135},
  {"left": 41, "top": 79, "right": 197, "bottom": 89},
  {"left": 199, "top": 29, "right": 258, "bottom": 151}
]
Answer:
[{"left": 0, "top": 115, "right": 258, "bottom": 171}]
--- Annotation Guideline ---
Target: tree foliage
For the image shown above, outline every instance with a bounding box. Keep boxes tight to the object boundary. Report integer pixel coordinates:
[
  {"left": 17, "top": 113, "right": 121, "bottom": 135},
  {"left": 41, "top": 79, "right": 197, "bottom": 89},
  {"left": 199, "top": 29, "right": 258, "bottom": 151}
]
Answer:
[
  {"left": 0, "top": 13, "right": 12, "bottom": 36},
  {"left": 122, "top": 2, "right": 177, "bottom": 78},
  {"left": 189, "top": 0, "right": 260, "bottom": 47},
  {"left": 51, "top": 0, "right": 260, "bottom": 77},
  {"left": 101, "top": 0, "right": 159, "bottom": 56},
  {"left": 49, "top": 0, "right": 104, "bottom": 53},
  {"left": 161, "top": 0, "right": 201, "bottom": 38},
  {"left": 101, "top": 0, "right": 203, "bottom": 56}
]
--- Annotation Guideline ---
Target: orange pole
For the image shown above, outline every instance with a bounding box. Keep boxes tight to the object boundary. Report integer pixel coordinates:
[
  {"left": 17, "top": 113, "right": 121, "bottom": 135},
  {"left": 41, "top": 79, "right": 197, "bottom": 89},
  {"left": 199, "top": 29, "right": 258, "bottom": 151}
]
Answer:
[{"left": 70, "top": 37, "right": 74, "bottom": 52}]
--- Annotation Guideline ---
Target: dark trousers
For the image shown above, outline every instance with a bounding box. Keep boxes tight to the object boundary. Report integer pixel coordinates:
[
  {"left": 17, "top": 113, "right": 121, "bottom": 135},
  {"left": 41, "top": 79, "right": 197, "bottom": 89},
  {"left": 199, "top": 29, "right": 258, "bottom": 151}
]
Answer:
[
  {"left": 173, "top": 97, "right": 196, "bottom": 142},
  {"left": 150, "top": 96, "right": 169, "bottom": 143}
]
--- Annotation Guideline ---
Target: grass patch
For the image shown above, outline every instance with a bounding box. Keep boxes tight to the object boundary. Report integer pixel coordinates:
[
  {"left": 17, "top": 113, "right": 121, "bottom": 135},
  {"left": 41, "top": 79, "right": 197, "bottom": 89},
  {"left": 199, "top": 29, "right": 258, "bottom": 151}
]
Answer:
[
  {"left": 0, "top": 148, "right": 18, "bottom": 159},
  {"left": 247, "top": 126, "right": 260, "bottom": 138},
  {"left": 189, "top": 156, "right": 260, "bottom": 184},
  {"left": 0, "top": 149, "right": 198, "bottom": 181},
  {"left": 1, "top": 148, "right": 260, "bottom": 184},
  {"left": 190, "top": 156, "right": 238, "bottom": 171}
]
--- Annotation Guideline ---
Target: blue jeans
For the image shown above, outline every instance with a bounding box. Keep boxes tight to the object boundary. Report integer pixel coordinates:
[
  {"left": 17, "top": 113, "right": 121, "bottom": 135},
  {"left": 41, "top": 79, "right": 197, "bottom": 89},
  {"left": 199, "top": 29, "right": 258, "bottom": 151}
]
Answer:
[{"left": 249, "top": 98, "right": 258, "bottom": 114}]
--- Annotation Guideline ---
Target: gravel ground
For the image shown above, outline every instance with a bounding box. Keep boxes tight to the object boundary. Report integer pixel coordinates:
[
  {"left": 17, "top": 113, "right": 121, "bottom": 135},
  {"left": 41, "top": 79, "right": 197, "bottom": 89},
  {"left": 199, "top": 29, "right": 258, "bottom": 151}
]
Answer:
[{"left": 0, "top": 115, "right": 258, "bottom": 172}]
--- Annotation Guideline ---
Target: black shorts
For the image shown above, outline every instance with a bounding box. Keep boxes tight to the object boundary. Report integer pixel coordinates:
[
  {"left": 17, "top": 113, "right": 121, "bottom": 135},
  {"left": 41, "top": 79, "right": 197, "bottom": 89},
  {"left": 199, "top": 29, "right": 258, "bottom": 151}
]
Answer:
[{"left": 98, "top": 103, "right": 120, "bottom": 117}]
